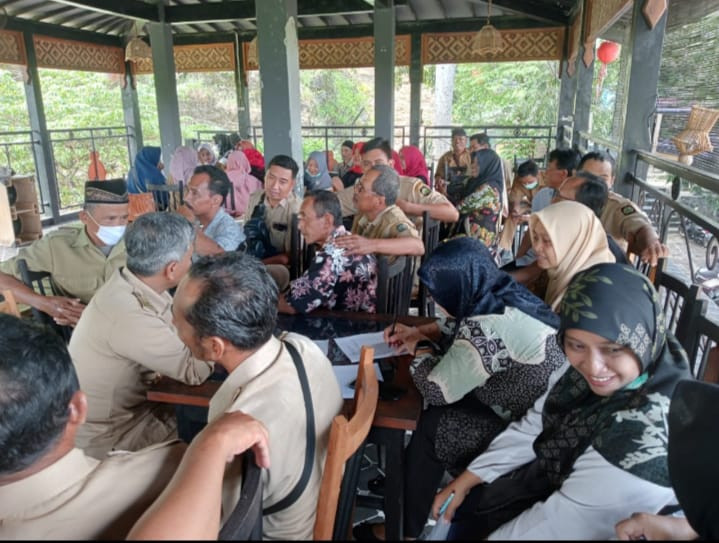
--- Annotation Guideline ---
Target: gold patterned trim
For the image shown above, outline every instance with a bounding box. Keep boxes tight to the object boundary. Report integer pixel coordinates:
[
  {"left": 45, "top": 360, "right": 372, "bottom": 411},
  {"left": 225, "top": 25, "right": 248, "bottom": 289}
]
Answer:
[
  {"left": 133, "top": 42, "right": 236, "bottom": 74},
  {"left": 583, "top": 0, "right": 633, "bottom": 67},
  {"left": 421, "top": 27, "right": 564, "bottom": 64},
  {"left": 0, "top": 30, "right": 26, "bottom": 66},
  {"left": 32, "top": 35, "right": 124, "bottom": 74}
]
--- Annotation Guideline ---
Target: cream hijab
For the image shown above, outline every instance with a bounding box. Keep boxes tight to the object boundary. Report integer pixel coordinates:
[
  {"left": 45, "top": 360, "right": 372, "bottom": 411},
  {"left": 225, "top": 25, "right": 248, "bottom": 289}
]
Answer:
[{"left": 530, "top": 200, "right": 615, "bottom": 311}]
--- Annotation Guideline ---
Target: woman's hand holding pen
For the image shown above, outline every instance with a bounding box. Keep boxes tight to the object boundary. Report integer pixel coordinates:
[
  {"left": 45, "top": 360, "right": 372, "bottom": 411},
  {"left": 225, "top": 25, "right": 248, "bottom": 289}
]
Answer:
[
  {"left": 431, "top": 470, "right": 483, "bottom": 523},
  {"left": 383, "top": 322, "right": 426, "bottom": 355}
]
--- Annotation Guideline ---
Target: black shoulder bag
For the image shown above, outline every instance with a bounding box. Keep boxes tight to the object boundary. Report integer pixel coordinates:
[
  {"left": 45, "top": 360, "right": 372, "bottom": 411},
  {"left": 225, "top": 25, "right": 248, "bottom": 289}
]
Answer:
[
  {"left": 262, "top": 340, "right": 316, "bottom": 516},
  {"left": 239, "top": 194, "right": 279, "bottom": 258}
]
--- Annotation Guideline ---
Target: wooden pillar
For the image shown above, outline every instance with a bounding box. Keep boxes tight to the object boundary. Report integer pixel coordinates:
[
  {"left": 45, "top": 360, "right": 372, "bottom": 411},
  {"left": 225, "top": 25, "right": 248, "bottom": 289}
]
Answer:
[
  {"left": 121, "top": 61, "right": 143, "bottom": 165},
  {"left": 374, "top": 0, "right": 395, "bottom": 144},
  {"left": 573, "top": 41, "right": 595, "bottom": 152},
  {"left": 147, "top": 22, "right": 182, "bottom": 166},
  {"left": 556, "top": 60, "right": 577, "bottom": 150},
  {"left": 409, "top": 32, "right": 422, "bottom": 147},
  {"left": 22, "top": 32, "right": 61, "bottom": 221},
  {"left": 234, "top": 32, "right": 251, "bottom": 138},
  {"left": 615, "top": 0, "right": 668, "bottom": 196}
]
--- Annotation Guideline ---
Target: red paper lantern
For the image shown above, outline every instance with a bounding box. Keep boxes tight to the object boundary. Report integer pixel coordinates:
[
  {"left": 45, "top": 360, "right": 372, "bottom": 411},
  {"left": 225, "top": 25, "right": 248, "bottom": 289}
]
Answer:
[{"left": 597, "top": 41, "right": 620, "bottom": 65}]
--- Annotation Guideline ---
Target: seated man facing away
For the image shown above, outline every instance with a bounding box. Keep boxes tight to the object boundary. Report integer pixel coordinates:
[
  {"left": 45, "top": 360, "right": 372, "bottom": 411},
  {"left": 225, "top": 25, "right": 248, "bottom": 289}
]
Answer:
[
  {"left": 578, "top": 151, "right": 668, "bottom": 266},
  {"left": 177, "top": 165, "right": 245, "bottom": 258},
  {"left": 0, "top": 313, "right": 269, "bottom": 540},
  {"left": 171, "top": 252, "right": 343, "bottom": 540},
  {"left": 334, "top": 164, "right": 424, "bottom": 259},
  {"left": 70, "top": 212, "right": 213, "bottom": 459},
  {"left": 278, "top": 190, "right": 377, "bottom": 314},
  {"left": 0, "top": 179, "right": 129, "bottom": 327}
]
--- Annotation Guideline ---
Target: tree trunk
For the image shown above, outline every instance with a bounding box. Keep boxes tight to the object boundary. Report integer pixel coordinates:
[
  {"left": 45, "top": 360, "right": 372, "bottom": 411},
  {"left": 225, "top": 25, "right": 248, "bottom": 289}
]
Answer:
[{"left": 433, "top": 64, "right": 456, "bottom": 126}]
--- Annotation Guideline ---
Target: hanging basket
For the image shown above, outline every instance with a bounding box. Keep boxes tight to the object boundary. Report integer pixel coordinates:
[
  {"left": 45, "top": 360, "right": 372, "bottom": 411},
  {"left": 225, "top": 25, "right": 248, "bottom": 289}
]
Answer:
[
  {"left": 672, "top": 105, "right": 719, "bottom": 159},
  {"left": 471, "top": 24, "right": 505, "bottom": 56}
]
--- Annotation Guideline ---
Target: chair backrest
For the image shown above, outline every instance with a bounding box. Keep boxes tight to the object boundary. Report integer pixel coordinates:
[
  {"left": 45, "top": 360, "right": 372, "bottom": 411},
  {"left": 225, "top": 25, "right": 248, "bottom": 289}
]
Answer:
[
  {"left": 0, "top": 289, "right": 21, "bottom": 317},
  {"left": 652, "top": 260, "right": 703, "bottom": 353},
  {"left": 680, "top": 302, "right": 719, "bottom": 382},
  {"left": 147, "top": 181, "right": 184, "bottom": 212},
  {"left": 375, "top": 255, "right": 412, "bottom": 316},
  {"left": 313, "top": 346, "right": 379, "bottom": 540},
  {"left": 418, "top": 210, "right": 441, "bottom": 317},
  {"left": 16, "top": 259, "right": 72, "bottom": 341},
  {"left": 218, "top": 450, "right": 264, "bottom": 541}
]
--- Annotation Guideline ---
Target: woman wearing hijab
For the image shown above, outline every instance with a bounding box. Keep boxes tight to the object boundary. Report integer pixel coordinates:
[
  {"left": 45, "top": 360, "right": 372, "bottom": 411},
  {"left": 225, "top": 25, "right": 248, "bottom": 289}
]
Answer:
[
  {"left": 353, "top": 237, "right": 564, "bottom": 541},
  {"left": 530, "top": 200, "right": 615, "bottom": 311},
  {"left": 168, "top": 146, "right": 198, "bottom": 185},
  {"left": 304, "top": 150, "right": 332, "bottom": 191},
  {"left": 399, "top": 145, "right": 429, "bottom": 184},
  {"left": 224, "top": 150, "right": 262, "bottom": 218},
  {"left": 127, "top": 146, "right": 164, "bottom": 194},
  {"left": 242, "top": 148, "right": 265, "bottom": 180},
  {"left": 430, "top": 262, "right": 690, "bottom": 540},
  {"left": 197, "top": 143, "right": 217, "bottom": 166},
  {"left": 340, "top": 142, "right": 364, "bottom": 188},
  {"left": 615, "top": 378, "right": 716, "bottom": 541}
]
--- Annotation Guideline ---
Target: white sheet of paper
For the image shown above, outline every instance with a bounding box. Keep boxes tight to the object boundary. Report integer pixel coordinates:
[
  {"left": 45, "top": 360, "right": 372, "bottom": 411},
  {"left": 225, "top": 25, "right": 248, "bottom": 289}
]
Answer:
[
  {"left": 313, "top": 339, "right": 329, "bottom": 356},
  {"left": 334, "top": 331, "right": 395, "bottom": 363},
  {"left": 333, "top": 363, "right": 384, "bottom": 399}
]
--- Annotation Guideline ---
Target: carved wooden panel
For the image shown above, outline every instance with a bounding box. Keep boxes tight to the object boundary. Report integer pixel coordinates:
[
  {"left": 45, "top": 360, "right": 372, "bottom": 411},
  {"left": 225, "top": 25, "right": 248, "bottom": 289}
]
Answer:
[
  {"left": 133, "top": 42, "right": 235, "bottom": 74},
  {"left": 583, "top": 0, "right": 633, "bottom": 66},
  {"left": 32, "top": 35, "right": 124, "bottom": 73},
  {"left": 421, "top": 27, "right": 564, "bottom": 64},
  {"left": 0, "top": 30, "right": 26, "bottom": 66},
  {"left": 243, "top": 35, "right": 410, "bottom": 71}
]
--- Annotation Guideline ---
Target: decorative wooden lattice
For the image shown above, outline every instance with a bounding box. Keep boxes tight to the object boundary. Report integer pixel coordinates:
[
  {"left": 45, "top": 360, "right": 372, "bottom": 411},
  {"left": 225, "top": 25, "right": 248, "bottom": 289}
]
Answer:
[
  {"left": 0, "top": 30, "right": 26, "bottom": 66},
  {"left": 566, "top": 8, "right": 583, "bottom": 77},
  {"left": 421, "top": 27, "right": 564, "bottom": 64},
  {"left": 32, "top": 35, "right": 124, "bottom": 74},
  {"left": 133, "top": 42, "right": 235, "bottom": 74},
  {"left": 583, "top": 0, "right": 633, "bottom": 66},
  {"left": 243, "top": 35, "right": 410, "bottom": 70}
]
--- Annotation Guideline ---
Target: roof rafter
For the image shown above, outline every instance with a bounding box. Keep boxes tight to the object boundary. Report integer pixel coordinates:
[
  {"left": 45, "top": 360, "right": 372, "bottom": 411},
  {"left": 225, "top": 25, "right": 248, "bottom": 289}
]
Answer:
[{"left": 50, "top": 0, "right": 159, "bottom": 22}]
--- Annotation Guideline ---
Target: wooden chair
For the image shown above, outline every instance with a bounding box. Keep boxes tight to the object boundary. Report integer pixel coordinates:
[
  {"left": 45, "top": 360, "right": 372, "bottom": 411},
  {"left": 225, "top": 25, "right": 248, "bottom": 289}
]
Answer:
[
  {"left": 0, "top": 289, "right": 21, "bottom": 317},
  {"left": 314, "top": 346, "right": 379, "bottom": 540},
  {"left": 16, "top": 259, "right": 73, "bottom": 342},
  {"left": 416, "top": 210, "right": 441, "bottom": 317},
  {"left": 147, "top": 181, "right": 184, "bottom": 212},
  {"left": 218, "top": 450, "right": 264, "bottom": 541},
  {"left": 376, "top": 255, "right": 412, "bottom": 316}
]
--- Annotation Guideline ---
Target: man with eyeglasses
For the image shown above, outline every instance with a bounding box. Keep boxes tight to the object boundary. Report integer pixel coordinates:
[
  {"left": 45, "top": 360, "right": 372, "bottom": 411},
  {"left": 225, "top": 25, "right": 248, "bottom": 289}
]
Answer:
[{"left": 0, "top": 179, "right": 129, "bottom": 327}]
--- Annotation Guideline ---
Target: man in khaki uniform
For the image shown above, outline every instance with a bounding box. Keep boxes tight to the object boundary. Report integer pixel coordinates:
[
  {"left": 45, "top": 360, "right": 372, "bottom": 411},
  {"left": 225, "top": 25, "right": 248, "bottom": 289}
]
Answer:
[
  {"left": 244, "top": 154, "right": 302, "bottom": 266},
  {"left": 434, "top": 127, "right": 473, "bottom": 195},
  {"left": 172, "top": 252, "right": 343, "bottom": 539},
  {"left": 335, "top": 165, "right": 424, "bottom": 259},
  {"left": 578, "top": 151, "right": 668, "bottom": 266},
  {"left": 70, "top": 213, "right": 213, "bottom": 459},
  {"left": 0, "top": 179, "right": 129, "bottom": 326},
  {"left": 0, "top": 313, "right": 270, "bottom": 540}
]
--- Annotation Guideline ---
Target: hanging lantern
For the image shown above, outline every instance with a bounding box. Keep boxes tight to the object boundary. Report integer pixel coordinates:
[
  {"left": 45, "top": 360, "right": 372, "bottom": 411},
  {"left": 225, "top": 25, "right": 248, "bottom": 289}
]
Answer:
[
  {"left": 125, "top": 21, "right": 152, "bottom": 63},
  {"left": 471, "top": 0, "right": 505, "bottom": 56},
  {"left": 595, "top": 41, "right": 620, "bottom": 100}
]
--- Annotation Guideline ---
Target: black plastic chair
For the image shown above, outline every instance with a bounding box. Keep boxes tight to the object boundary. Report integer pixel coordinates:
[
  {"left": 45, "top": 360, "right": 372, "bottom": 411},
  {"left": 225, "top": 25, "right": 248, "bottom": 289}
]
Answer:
[
  {"left": 16, "top": 258, "right": 73, "bottom": 342},
  {"left": 376, "top": 255, "right": 412, "bottom": 316},
  {"left": 416, "top": 210, "right": 441, "bottom": 317},
  {"left": 147, "top": 181, "right": 184, "bottom": 212},
  {"left": 289, "top": 213, "right": 315, "bottom": 280},
  {"left": 218, "top": 450, "right": 264, "bottom": 540}
]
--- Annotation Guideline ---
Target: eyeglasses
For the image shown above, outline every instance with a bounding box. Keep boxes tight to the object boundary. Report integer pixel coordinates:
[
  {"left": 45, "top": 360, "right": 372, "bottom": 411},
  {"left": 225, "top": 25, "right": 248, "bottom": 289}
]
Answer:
[{"left": 354, "top": 179, "right": 376, "bottom": 195}]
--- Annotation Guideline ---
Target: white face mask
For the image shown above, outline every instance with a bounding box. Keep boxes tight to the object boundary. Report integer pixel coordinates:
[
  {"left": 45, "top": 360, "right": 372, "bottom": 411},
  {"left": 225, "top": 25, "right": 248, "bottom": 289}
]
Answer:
[
  {"left": 524, "top": 181, "right": 539, "bottom": 190},
  {"left": 87, "top": 212, "right": 126, "bottom": 246}
]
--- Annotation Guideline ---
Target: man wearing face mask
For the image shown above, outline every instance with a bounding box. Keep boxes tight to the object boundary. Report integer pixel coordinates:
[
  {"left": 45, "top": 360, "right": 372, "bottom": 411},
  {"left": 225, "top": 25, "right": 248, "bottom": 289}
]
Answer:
[{"left": 0, "top": 179, "right": 129, "bottom": 327}]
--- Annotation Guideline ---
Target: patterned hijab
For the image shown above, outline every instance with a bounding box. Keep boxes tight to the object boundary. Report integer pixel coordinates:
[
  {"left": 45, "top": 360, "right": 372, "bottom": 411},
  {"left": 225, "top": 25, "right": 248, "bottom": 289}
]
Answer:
[
  {"left": 418, "top": 237, "right": 559, "bottom": 334},
  {"left": 534, "top": 263, "right": 690, "bottom": 488},
  {"left": 668, "top": 379, "right": 719, "bottom": 540},
  {"left": 169, "top": 146, "right": 198, "bottom": 184},
  {"left": 400, "top": 145, "right": 429, "bottom": 182},
  {"left": 531, "top": 200, "right": 615, "bottom": 311},
  {"left": 305, "top": 151, "right": 332, "bottom": 191}
]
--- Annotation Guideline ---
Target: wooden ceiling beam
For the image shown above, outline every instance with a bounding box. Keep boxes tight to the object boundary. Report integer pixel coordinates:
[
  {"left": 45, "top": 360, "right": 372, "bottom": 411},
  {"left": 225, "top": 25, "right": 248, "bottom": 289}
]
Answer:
[{"left": 50, "top": 0, "right": 159, "bottom": 21}]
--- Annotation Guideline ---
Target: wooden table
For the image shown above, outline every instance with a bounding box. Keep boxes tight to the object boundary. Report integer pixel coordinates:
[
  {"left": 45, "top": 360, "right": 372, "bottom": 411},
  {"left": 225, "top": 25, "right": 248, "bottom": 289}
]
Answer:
[{"left": 147, "top": 310, "right": 435, "bottom": 540}]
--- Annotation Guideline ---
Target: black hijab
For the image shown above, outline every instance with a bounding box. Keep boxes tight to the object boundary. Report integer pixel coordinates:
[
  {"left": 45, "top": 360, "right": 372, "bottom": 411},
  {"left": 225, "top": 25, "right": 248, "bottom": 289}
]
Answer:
[
  {"left": 465, "top": 148, "right": 504, "bottom": 199},
  {"left": 534, "top": 263, "right": 691, "bottom": 487}
]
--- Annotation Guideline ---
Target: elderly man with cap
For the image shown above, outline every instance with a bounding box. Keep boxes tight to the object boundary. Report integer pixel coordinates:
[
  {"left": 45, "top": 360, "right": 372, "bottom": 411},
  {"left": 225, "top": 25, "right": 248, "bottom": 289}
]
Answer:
[
  {"left": 434, "top": 127, "right": 473, "bottom": 196},
  {"left": 0, "top": 179, "right": 129, "bottom": 327}
]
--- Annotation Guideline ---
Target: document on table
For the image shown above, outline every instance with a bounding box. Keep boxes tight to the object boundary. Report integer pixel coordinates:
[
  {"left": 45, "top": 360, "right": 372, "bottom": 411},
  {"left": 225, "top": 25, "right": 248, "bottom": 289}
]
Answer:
[
  {"left": 333, "top": 363, "right": 384, "bottom": 399},
  {"left": 334, "top": 331, "right": 395, "bottom": 363}
]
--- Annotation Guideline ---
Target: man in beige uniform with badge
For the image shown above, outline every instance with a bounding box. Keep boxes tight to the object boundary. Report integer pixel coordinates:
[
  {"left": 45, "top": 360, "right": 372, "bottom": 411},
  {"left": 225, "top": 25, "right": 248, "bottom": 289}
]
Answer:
[
  {"left": 69, "top": 212, "right": 213, "bottom": 459},
  {"left": 335, "top": 137, "right": 459, "bottom": 229},
  {"left": 0, "top": 179, "right": 128, "bottom": 326},
  {"left": 335, "top": 164, "right": 425, "bottom": 259},
  {"left": 171, "top": 252, "right": 342, "bottom": 539},
  {"left": 578, "top": 151, "right": 668, "bottom": 266},
  {"left": 0, "top": 313, "right": 270, "bottom": 540},
  {"left": 434, "top": 127, "right": 473, "bottom": 195}
]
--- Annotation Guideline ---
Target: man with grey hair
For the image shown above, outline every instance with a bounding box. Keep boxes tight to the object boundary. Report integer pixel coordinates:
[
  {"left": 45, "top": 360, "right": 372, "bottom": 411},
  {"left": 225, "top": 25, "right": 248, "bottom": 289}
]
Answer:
[
  {"left": 69, "top": 212, "right": 213, "bottom": 459},
  {"left": 335, "top": 164, "right": 424, "bottom": 258}
]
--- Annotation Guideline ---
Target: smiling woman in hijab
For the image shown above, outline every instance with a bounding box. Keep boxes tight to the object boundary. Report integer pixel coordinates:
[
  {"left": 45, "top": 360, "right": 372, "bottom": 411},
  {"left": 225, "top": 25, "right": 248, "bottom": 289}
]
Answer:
[
  {"left": 354, "top": 237, "right": 563, "bottom": 541},
  {"left": 430, "top": 262, "right": 691, "bottom": 540},
  {"left": 304, "top": 150, "right": 332, "bottom": 191}
]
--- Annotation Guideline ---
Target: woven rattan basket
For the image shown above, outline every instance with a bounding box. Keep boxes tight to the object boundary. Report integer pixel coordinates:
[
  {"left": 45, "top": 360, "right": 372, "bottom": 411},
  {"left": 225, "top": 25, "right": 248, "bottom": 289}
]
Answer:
[{"left": 672, "top": 105, "right": 719, "bottom": 164}]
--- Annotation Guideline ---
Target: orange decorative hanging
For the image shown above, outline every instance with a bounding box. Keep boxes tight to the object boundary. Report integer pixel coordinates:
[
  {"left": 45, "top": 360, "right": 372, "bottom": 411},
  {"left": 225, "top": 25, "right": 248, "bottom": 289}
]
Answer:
[
  {"left": 88, "top": 151, "right": 107, "bottom": 181},
  {"left": 595, "top": 41, "right": 620, "bottom": 100}
]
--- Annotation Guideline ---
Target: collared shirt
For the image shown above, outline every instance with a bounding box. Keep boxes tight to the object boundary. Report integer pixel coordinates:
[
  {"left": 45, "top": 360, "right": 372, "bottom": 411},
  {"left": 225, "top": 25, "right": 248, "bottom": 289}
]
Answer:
[
  {"left": 0, "top": 443, "right": 184, "bottom": 539},
  {"left": 203, "top": 207, "right": 245, "bottom": 251},
  {"left": 351, "top": 204, "right": 420, "bottom": 241},
  {"left": 209, "top": 333, "right": 342, "bottom": 540},
  {"left": 531, "top": 187, "right": 556, "bottom": 213},
  {"left": 70, "top": 267, "right": 212, "bottom": 459},
  {"left": 245, "top": 190, "right": 302, "bottom": 254},
  {"left": 601, "top": 192, "right": 653, "bottom": 252},
  {"left": 435, "top": 148, "right": 473, "bottom": 181},
  {"left": 287, "top": 225, "right": 377, "bottom": 313},
  {"left": 0, "top": 224, "right": 126, "bottom": 303}
]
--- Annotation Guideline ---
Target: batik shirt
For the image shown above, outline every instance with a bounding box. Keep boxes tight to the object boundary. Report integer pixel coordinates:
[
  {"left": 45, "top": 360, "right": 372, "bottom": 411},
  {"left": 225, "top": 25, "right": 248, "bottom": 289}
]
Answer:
[{"left": 287, "top": 225, "right": 377, "bottom": 313}]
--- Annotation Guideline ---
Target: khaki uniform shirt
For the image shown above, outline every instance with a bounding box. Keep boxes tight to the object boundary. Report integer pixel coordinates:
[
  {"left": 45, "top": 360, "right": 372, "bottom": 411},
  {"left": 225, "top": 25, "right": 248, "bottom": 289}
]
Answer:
[
  {"left": 0, "top": 442, "right": 184, "bottom": 539},
  {"left": 70, "top": 267, "right": 212, "bottom": 459},
  {"left": 434, "top": 148, "right": 472, "bottom": 181},
  {"left": 210, "top": 333, "right": 342, "bottom": 540},
  {"left": 352, "top": 204, "right": 420, "bottom": 242},
  {"left": 600, "top": 192, "right": 653, "bottom": 252},
  {"left": 0, "top": 224, "right": 126, "bottom": 303},
  {"left": 245, "top": 190, "right": 301, "bottom": 254}
]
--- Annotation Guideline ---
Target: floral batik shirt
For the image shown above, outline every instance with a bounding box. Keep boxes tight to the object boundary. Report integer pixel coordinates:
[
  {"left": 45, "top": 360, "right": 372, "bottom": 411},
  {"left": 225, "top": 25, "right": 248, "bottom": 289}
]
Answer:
[{"left": 286, "top": 225, "right": 378, "bottom": 313}]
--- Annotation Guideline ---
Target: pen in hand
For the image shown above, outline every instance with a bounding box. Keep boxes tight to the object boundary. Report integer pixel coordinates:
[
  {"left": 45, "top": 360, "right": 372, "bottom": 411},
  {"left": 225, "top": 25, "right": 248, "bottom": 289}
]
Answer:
[{"left": 438, "top": 491, "right": 455, "bottom": 520}]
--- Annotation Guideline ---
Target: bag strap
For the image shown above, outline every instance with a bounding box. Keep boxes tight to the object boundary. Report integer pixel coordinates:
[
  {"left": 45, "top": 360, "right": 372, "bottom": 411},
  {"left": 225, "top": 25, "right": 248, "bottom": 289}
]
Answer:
[
  {"left": 262, "top": 340, "right": 316, "bottom": 516},
  {"left": 251, "top": 193, "right": 266, "bottom": 220}
]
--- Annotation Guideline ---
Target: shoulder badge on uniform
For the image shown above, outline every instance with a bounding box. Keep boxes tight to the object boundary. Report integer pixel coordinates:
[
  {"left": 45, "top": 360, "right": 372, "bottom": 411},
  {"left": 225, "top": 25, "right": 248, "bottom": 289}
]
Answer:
[
  {"left": 396, "top": 223, "right": 408, "bottom": 233},
  {"left": 419, "top": 185, "right": 431, "bottom": 196},
  {"left": 621, "top": 205, "right": 635, "bottom": 216}
]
